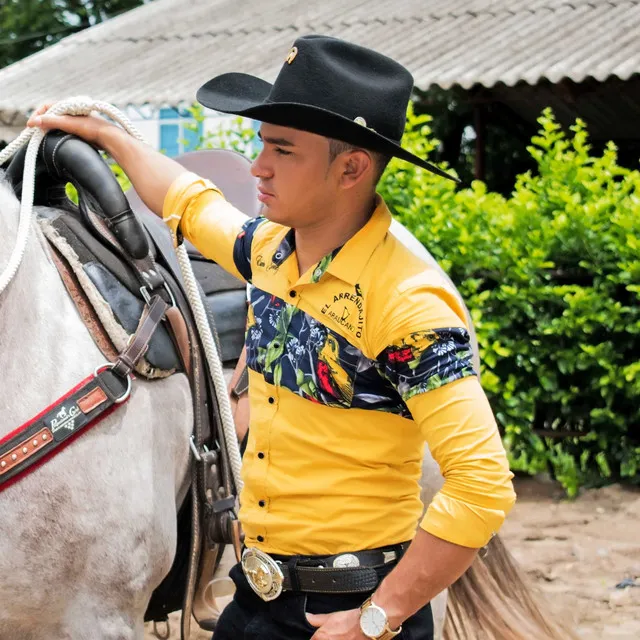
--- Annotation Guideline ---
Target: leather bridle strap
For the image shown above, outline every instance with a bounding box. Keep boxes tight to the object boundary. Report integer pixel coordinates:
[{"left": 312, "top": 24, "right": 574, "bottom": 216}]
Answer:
[
  {"left": 0, "top": 295, "right": 170, "bottom": 493},
  {"left": 0, "top": 367, "right": 130, "bottom": 493},
  {"left": 112, "top": 295, "right": 169, "bottom": 379}
]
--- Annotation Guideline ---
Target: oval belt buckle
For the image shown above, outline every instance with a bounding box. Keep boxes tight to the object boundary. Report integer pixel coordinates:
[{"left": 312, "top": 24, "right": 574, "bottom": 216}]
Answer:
[{"left": 241, "top": 548, "right": 284, "bottom": 602}]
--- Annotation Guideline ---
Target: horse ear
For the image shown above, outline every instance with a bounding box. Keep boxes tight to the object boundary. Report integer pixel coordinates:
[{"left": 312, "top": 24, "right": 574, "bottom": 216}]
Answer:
[{"left": 125, "top": 148, "right": 261, "bottom": 220}]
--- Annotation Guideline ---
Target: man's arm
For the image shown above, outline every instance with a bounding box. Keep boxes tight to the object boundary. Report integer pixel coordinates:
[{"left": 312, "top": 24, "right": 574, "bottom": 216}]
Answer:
[
  {"left": 30, "top": 108, "right": 256, "bottom": 277},
  {"left": 308, "top": 379, "right": 514, "bottom": 639},
  {"left": 309, "top": 285, "right": 515, "bottom": 639},
  {"left": 29, "top": 110, "right": 186, "bottom": 216},
  {"left": 371, "top": 376, "right": 516, "bottom": 629},
  {"left": 373, "top": 529, "right": 476, "bottom": 629},
  {"left": 308, "top": 532, "right": 475, "bottom": 639}
]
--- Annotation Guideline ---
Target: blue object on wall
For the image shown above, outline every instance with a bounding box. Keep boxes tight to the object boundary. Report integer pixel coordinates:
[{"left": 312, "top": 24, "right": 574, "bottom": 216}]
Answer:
[
  {"left": 160, "top": 108, "right": 180, "bottom": 120},
  {"left": 160, "top": 123, "right": 180, "bottom": 157}
]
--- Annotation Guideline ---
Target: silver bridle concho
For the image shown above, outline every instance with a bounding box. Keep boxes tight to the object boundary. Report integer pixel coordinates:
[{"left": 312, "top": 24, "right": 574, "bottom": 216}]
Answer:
[{"left": 241, "top": 548, "right": 284, "bottom": 601}]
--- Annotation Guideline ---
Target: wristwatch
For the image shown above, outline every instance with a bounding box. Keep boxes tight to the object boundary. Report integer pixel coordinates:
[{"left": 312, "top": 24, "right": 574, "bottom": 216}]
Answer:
[{"left": 359, "top": 598, "right": 402, "bottom": 639}]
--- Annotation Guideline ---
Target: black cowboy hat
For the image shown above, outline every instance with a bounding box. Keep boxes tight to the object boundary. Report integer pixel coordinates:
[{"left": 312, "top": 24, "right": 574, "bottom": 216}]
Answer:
[{"left": 196, "top": 35, "right": 458, "bottom": 182}]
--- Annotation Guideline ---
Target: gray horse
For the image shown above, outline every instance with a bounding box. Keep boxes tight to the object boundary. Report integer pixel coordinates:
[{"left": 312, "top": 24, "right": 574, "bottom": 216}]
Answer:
[{"left": 0, "top": 175, "right": 193, "bottom": 640}]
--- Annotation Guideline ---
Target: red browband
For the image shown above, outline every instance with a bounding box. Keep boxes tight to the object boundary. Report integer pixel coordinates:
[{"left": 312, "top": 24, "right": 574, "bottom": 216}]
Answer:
[{"left": 0, "top": 365, "right": 131, "bottom": 493}]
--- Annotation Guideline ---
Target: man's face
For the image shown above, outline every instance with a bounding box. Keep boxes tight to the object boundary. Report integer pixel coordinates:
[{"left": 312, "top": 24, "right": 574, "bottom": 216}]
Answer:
[{"left": 250, "top": 123, "right": 337, "bottom": 228}]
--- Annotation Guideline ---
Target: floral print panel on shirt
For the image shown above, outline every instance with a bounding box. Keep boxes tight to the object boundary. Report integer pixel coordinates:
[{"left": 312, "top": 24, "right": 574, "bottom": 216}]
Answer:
[
  {"left": 232, "top": 216, "right": 267, "bottom": 281},
  {"left": 378, "top": 328, "right": 477, "bottom": 402},
  {"left": 245, "top": 288, "right": 477, "bottom": 415}
]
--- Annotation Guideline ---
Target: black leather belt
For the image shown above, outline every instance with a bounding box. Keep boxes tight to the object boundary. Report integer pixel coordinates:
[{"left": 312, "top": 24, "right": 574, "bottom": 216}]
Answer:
[
  {"left": 242, "top": 542, "right": 410, "bottom": 598},
  {"left": 280, "top": 562, "right": 380, "bottom": 593}
]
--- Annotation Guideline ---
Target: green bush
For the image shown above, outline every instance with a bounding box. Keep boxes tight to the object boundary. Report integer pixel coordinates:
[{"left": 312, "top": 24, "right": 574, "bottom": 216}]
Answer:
[{"left": 379, "top": 106, "right": 640, "bottom": 496}]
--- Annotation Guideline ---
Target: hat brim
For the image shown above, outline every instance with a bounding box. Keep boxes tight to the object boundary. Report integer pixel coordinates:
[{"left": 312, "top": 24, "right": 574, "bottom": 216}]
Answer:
[{"left": 196, "top": 73, "right": 459, "bottom": 183}]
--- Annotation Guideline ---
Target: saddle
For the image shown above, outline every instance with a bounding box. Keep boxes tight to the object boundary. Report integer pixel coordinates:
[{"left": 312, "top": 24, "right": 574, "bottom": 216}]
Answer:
[{"left": 2, "top": 133, "right": 250, "bottom": 633}]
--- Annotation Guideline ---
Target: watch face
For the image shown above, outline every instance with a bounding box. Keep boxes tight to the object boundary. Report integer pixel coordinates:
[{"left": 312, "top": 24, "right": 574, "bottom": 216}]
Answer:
[{"left": 360, "top": 604, "right": 387, "bottom": 637}]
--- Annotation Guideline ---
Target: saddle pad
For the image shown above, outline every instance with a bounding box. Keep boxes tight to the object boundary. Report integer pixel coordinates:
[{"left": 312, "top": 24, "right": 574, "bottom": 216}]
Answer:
[{"left": 38, "top": 210, "right": 179, "bottom": 379}]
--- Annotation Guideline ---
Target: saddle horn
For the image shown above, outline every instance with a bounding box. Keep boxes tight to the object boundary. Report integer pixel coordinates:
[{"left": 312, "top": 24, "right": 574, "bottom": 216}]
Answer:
[{"left": 3, "top": 131, "right": 150, "bottom": 259}]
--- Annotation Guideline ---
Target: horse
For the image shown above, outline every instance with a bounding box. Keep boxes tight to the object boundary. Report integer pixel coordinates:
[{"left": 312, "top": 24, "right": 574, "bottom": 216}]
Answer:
[
  {"left": 0, "top": 132, "right": 574, "bottom": 640},
  {"left": 0, "top": 166, "right": 194, "bottom": 639}
]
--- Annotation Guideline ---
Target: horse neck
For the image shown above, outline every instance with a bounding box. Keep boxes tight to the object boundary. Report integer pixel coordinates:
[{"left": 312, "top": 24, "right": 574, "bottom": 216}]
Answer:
[
  {"left": 0, "top": 203, "right": 55, "bottom": 338},
  {"left": 0, "top": 193, "right": 105, "bottom": 437}
]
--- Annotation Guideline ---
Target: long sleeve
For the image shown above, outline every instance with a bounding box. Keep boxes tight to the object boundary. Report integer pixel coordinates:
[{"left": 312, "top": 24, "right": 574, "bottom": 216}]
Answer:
[
  {"left": 375, "top": 280, "right": 516, "bottom": 548},
  {"left": 407, "top": 377, "right": 516, "bottom": 547}
]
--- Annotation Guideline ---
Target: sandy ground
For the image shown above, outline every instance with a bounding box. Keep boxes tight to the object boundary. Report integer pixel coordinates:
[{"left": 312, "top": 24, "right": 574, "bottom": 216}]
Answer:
[
  {"left": 500, "top": 477, "right": 640, "bottom": 639},
  {"left": 144, "top": 478, "right": 640, "bottom": 640}
]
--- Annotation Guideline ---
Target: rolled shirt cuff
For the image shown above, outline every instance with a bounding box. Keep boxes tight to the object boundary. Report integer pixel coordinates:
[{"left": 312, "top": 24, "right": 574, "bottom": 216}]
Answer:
[
  {"left": 420, "top": 489, "right": 516, "bottom": 548},
  {"left": 162, "top": 171, "right": 224, "bottom": 247}
]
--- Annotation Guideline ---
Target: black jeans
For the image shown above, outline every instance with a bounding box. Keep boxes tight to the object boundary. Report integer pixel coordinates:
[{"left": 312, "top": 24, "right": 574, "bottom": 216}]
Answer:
[{"left": 213, "top": 562, "right": 434, "bottom": 640}]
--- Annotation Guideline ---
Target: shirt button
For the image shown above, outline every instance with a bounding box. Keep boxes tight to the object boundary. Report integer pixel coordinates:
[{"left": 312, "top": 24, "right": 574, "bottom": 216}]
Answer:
[
  {"left": 259, "top": 500, "right": 266, "bottom": 508},
  {"left": 289, "top": 290, "right": 297, "bottom": 298},
  {"left": 268, "top": 397, "right": 275, "bottom": 404},
  {"left": 257, "top": 535, "right": 264, "bottom": 542},
  {"left": 257, "top": 452, "right": 265, "bottom": 459}
]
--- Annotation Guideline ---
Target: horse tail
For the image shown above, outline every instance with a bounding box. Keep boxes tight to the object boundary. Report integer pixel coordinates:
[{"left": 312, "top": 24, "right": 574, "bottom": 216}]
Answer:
[{"left": 443, "top": 534, "right": 578, "bottom": 640}]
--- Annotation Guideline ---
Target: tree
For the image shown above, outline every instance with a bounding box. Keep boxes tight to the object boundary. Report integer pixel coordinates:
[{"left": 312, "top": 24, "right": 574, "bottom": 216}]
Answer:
[
  {"left": 0, "top": 0, "right": 149, "bottom": 70},
  {"left": 413, "top": 86, "right": 538, "bottom": 196}
]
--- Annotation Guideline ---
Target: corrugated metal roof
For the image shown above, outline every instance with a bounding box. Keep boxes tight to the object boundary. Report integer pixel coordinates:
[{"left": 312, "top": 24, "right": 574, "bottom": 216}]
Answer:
[
  {"left": 0, "top": 0, "right": 639, "bottom": 118},
  {"left": 490, "top": 74, "right": 640, "bottom": 140}
]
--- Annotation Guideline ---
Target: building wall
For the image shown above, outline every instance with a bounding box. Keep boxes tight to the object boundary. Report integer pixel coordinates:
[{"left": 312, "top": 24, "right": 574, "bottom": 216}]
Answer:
[
  {"left": 1, "top": 103, "right": 259, "bottom": 158},
  {"left": 123, "top": 104, "right": 257, "bottom": 156}
]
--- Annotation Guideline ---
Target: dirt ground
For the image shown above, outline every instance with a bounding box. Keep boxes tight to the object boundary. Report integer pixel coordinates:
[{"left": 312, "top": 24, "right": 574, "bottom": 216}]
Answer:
[
  {"left": 144, "top": 477, "right": 640, "bottom": 640},
  {"left": 500, "top": 477, "right": 640, "bottom": 639}
]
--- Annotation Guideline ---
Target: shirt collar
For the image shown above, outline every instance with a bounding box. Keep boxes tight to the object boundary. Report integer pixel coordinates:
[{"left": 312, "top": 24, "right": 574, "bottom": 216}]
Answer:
[
  {"left": 269, "top": 195, "right": 392, "bottom": 286},
  {"left": 325, "top": 195, "right": 392, "bottom": 286}
]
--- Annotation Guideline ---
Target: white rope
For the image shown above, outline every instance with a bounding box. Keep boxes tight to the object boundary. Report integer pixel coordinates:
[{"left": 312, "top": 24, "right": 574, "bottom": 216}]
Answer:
[
  {"left": 176, "top": 243, "right": 244, "bottom": 490},
  {"left": 0, "top": 127, "right": 43, "bottom": 295},
  {"left": 0, "top": 97, "right": 244, "bottom": 493}
]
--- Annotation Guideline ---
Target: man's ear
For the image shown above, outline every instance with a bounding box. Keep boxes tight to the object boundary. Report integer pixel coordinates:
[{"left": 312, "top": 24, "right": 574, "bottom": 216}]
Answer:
[{"left": 339, "top": 150, "right": 373, "bottom": 190}]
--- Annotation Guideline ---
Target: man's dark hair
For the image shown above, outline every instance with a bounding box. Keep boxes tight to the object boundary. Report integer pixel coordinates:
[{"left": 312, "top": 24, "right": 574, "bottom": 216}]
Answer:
[{"left": 328, "top": 139, "right": 392, "bottom": 185}]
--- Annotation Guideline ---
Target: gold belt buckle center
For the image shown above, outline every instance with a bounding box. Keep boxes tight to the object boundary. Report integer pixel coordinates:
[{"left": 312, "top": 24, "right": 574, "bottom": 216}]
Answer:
[{"left": 241, "top": 548, "right": 284, "bottom": 601}]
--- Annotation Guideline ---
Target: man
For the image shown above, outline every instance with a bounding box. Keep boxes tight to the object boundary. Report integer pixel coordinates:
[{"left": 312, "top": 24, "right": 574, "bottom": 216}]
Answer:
[{"left": 30, "top": 35, "right": 516, "bottom": 640}]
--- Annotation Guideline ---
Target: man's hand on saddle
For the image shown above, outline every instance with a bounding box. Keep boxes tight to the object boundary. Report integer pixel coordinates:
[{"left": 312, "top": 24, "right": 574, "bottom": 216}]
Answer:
[
  {"left": 26, "top": 100, "right": 187, "bottom": 217},
  {"left": 27, "top": 101, "right": 118, "bottom": 148},
  {"left": 306, "top": 608, "right": 367, "bottom": 640}
]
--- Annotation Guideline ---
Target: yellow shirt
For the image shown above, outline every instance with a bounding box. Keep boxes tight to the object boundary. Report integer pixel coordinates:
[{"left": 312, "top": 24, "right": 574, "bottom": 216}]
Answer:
[{"left": 164, "top": 172, "right": 516, "bottom": 555}]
